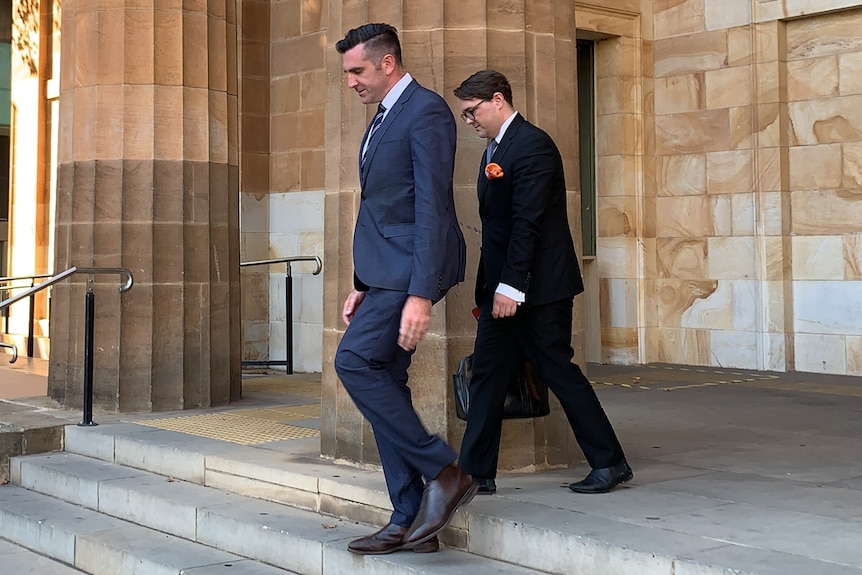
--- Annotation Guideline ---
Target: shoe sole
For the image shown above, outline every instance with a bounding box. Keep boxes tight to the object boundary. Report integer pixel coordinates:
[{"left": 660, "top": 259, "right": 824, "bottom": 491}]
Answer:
[
  {"left": 408, "top": 482, "right": 480, "bottom": 546},
  {"left": 410, "top": 540, "right": 441, "bottom": 553},
  {"left": 347, "top": 540, "right": 440, "bottom": 555}
]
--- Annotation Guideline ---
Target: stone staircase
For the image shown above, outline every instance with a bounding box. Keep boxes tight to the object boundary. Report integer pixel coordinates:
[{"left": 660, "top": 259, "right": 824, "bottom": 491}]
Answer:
[{"left": 0, "top": 423, "right": 554, "bottom": 575}]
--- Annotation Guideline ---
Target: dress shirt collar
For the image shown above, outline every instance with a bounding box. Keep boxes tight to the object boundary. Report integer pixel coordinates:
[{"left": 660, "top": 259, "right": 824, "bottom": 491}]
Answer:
[
  {"left": 380, "top": 73, "right": 413, "bottom": 117},
  {"left": 491, "top": 111, "right": 519, "bottom": 144}
]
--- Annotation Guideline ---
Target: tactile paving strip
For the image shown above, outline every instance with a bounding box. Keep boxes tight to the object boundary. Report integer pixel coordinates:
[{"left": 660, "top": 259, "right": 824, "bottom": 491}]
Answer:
[
  {"left": 139, "top": 412, "right": 319, "bottom": 445},
  {"left": 590, "top": 364, "right": 779, "bottom": 391},
  {"left": 236, "top": 404, "right": 322, "bottom": 421}
]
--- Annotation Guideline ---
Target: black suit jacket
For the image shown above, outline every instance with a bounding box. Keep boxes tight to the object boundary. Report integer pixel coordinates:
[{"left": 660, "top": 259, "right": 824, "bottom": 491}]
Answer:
[{"left": 475, "top": 113, "right": 584, "bottom": 307}]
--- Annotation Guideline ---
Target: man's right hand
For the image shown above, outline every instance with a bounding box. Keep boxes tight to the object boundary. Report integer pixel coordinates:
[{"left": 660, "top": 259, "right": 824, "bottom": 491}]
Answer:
[
  {"left": 342, "top": 289, "right": 367, "bottom": 325},
  {"left": 491, "top": 292, "right": 519, "bottom": 319}
]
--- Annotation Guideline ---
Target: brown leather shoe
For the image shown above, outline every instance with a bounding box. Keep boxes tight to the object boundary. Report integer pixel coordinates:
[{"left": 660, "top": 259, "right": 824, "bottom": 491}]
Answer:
[
  {"left": 347, "top": 523, "right": 439, "bottom": 555},
  {"left": 404, "top": 464, "right": 479, "bottom": 546}
]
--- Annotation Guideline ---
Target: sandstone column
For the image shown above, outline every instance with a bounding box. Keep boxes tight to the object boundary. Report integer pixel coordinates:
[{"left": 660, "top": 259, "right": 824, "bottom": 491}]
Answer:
[
  {"left": 49, "top": 0, "right": 241, "bottom": 411},
  {"left": 321, "top": 0, "right": 579, "bottom": 471}
]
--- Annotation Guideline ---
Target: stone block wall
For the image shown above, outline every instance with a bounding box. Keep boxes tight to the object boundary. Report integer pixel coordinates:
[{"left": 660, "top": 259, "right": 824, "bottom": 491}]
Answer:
[
  {"left": 784, "top": 9, "right": 862, "bottom": 374},
  {"left": 636, "top": 0, "right": 862, "bottom": 374},
  {"left": 239, "top": 0, "right": 326, "bottom": 372}
]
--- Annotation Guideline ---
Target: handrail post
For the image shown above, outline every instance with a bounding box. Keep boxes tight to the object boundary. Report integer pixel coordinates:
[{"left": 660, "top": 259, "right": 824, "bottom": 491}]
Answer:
[
  {"left": 2, "top": 288, "right": 7, "bottom": 334},
  {"left": 27, "top": 279, "right": 35, "bottom": 358},
  {"left": 285, "top": 262, "right": 293, "bottom": 375},
  {"left": 79, "top": 286, "right": 98, "bottom": 427}
]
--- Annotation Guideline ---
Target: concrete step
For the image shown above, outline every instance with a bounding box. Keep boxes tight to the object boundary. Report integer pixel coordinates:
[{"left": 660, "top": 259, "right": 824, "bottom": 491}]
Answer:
[
  {"left": 0, "top": 484, "right": 297, "bottom": 574},
  {"left": 0, "top": 537, "right": 87, "bottom": 574},
  {"left": 0, "top": 407, "right": 65, "bottom": 483},
  {"left": 9, "top": 451, "right": 545, "bottom": 575},
  {"left": 58, "top": 422, "right": 862, "bottom": 575}
]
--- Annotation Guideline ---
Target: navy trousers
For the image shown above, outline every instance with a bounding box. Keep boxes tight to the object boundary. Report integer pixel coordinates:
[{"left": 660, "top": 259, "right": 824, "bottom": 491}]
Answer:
[{"left": 334, "top": 288, "right": 456, "bottom": 527}]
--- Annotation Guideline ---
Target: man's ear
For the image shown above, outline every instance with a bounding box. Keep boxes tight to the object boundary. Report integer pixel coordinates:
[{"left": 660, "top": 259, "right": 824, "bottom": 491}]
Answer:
[{"left": 381, "top": 53, "right": 397, "bottom": 75}]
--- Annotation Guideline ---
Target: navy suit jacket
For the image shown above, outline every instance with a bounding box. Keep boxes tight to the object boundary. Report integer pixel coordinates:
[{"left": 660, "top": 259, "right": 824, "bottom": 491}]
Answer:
[
  {"left": 353, "top": 79, "right": 466, "bottom": 301},
  {"left": 475, "top": 113, "right": 584, "bottom": 307}
]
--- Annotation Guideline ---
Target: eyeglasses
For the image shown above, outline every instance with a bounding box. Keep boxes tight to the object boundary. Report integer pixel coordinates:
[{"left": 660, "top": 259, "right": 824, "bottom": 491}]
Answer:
[{"left": 460, "top": 100, "right": 489, "bottom": 122}]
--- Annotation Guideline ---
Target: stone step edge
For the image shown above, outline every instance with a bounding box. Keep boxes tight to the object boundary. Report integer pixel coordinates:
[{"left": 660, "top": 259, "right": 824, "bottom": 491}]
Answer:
[
  {"left": 61, "top": 423, "right": 458, "bottom": 538},
  {"left": 0, "top": 420, "right": 65, "bottom": 483},
  {"left": 0, "top": 536, "right": 89, "bottom": 575},
  {"left": 0, "top": 484, "right": 296, "bottom": 575},
  {"left": 9, "top": 454, "right": 544, "bottom": 575},
  {"left": 12, "top": 448, "right": 755, "bottom": 575}
]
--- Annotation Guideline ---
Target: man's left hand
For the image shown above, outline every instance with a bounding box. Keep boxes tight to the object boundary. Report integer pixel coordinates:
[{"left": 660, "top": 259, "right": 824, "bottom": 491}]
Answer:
[
  {"left": 491, "top": 293, "right": 519, "bottom": 319},
  {"left": 398, "top": 295, "right": 432, "bottom": 351}
]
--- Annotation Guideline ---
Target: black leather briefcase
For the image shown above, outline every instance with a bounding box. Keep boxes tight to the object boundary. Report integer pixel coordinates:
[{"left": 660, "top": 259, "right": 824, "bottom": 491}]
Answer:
[{"left": 453, "top": 354, "right": 550, "bottom": 421}]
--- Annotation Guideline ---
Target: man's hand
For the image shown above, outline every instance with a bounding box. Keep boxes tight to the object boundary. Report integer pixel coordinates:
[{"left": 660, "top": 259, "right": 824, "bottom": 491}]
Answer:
[
  {"left": 342, "top": 289, "right": 367, "bottom": 325},
  {"left": 491, "top": 292, "right": 519, "bottom": 319},
  {"left": 398, "top": 295, "right": 432, "bottom": 351}
]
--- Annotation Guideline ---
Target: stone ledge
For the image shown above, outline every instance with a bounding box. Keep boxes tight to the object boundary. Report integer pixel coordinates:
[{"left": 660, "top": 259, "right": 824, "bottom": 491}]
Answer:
[
  {"left": 0, "top": 397, "right": 70, "bottom": 483},
  {"left": 0, "top": 423, "right": 64, "bottom": 483}
]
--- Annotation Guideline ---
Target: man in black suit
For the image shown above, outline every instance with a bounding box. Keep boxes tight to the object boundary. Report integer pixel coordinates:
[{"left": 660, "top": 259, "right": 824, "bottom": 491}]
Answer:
[
  {"left": 453, "top": 69, "right": 632, "bottom": 496},
  {"left": 333, "top": 24, "right": 478, "bottom": 555}
]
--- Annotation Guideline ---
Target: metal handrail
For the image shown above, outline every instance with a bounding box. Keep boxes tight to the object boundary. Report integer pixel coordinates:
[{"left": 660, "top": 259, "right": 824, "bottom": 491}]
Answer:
[
  {"left": 0, "top": 273, "right": 53, "bottom": 285},
  {"left": 0, "top": 266, "right": 134, "bottom": 426},
  {"left": 0, "top": 267, "right": 134, "bottom": 310},
  {"left": 1, "top": 274, "right": 57, "bottom": 358},
  {"left": 240, "top": 255, "right": 322, "bottom": 374},
  {"left": 0, "top": 341, "right": 16, "bottom": 363},
  {"left": 240, "top": 255, "right": 322, "bottom": 275}
]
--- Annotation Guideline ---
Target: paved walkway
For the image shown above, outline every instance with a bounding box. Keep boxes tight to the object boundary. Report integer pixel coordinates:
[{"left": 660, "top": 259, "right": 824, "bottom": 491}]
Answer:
[
  {"left": 0, "top": 356, "right": 48, "bottom": 399},
  {"left": 3, "top": 362, "right": 862, "bottom": 573}
]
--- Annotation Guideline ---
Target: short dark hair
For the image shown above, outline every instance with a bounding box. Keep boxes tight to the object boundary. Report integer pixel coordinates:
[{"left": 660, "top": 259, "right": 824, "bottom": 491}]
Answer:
[
  {"left": 454, "top": 69, "right": 513, "bottom": 106},
  {"left": 335, "top": 23, "right": 403, "bottom": 68}
]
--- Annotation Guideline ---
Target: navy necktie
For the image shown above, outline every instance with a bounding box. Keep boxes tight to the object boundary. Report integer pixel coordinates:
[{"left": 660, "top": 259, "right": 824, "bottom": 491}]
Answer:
[
  {"left": 485, "top": 138, "right": 498, "bottom": 165},
  {"left": 361, "top": 104, "right": 386, "bottom": 167}
]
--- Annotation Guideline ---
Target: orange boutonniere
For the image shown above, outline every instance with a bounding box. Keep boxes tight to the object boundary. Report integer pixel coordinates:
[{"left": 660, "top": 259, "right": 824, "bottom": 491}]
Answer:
[{"left": 485, "top": 162, "right": 504, "bottom": 180}]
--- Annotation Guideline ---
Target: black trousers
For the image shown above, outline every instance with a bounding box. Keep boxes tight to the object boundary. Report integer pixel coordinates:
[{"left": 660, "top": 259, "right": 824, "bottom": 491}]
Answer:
[{"left": 458, "top": 297, "right": 626, "bottom": 479}]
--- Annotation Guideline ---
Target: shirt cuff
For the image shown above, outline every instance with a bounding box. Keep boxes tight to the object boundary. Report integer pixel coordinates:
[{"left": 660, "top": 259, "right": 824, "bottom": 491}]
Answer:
[{"left": 496, "top": 283, "right": 525, "bottom": 303}]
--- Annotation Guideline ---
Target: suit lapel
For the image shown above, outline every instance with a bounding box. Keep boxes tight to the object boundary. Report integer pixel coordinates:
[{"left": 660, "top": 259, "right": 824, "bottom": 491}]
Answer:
[
  {"left": 478, "top": 113, "right": 524, "bottom": 210},
  {"left": 478, "top": 154, "right": 489, "bottom": 206},
  {"left": 360, "top": 80, "right": 417, "bottom": 188}
]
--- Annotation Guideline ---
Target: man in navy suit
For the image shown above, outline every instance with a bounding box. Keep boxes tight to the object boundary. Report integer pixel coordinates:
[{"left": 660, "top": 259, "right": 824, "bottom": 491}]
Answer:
[
  {"left": 453, "top": 70, "right": 632, "bottom": 496},
  {"left": 333, "top": 23, "right": 478, "bottom": 555}
]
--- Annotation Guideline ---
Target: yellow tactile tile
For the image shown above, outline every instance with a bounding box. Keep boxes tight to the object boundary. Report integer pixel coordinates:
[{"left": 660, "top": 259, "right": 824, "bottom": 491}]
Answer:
[
  {"left": 236, "top": 404, "right": 322, "bottom": 421},
  {"left": 139, "top": 412, "right": 319, "bottom": 445}
]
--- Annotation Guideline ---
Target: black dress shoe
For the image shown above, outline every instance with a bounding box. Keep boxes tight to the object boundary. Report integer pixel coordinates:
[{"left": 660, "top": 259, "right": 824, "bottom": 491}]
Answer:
[
  {"left": 476, "top": 477, "right": 497, "bottom": 494},
  {"left": 568, "top": 461, "right": 633, "bottom": 494},
  {"left": 404, "top": 464, "right": 479, "bottom": 545},
  {"left": 347, "top": 523, "right": 439, "bottom": 555}
]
